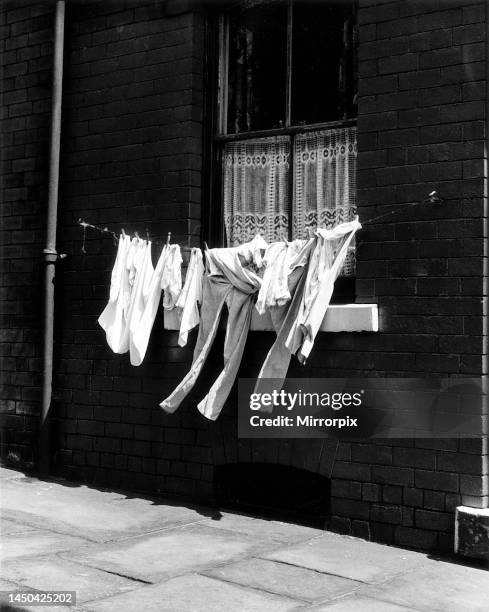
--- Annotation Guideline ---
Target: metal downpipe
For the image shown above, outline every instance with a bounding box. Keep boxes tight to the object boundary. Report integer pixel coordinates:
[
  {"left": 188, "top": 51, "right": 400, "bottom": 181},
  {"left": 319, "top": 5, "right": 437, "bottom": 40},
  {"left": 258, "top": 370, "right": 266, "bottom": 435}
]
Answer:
[{"left": 39, "top": 1, "right": 65, "bottom": 476}]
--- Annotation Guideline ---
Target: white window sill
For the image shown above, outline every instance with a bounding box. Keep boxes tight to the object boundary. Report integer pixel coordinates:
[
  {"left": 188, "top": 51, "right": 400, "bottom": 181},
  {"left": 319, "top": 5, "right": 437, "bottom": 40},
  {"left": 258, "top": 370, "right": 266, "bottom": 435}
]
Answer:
[{"left": 164, "top": 303, "right": 379, "bottom": 333}]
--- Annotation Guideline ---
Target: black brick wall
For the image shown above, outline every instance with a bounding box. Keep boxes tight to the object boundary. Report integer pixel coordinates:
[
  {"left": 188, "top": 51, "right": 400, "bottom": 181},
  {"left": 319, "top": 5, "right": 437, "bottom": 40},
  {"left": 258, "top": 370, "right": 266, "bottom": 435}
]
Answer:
[
  {"left": 0, "top": 0, "right": 487, "bottom": 554},
  {"left": 0, "top": 1, "right": 54, "bottom": 465}
]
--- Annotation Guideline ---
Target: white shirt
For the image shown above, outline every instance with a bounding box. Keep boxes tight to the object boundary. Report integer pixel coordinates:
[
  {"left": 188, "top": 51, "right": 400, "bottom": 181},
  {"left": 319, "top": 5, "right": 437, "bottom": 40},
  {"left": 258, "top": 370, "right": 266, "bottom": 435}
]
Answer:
[
  {"left": 285, "top": 217, "right": 361, "bottom": 362},
  {"left": 255, "top": 239, "right": 310, "bottom": 315},
  {"left": 162, "top": 244, "right": 183, "bottom": 310},
  {"left": 98, "top": 234, "right": 131, "bottom": 353},
  {"left": 131, "top": 244, "right": 170, "bottom": 366},
  {"left": 175, "top": 247, "right": 204, "bottom": 347},
  {"left": 127, "top": 240, "right": 154, "bottom": 362}
]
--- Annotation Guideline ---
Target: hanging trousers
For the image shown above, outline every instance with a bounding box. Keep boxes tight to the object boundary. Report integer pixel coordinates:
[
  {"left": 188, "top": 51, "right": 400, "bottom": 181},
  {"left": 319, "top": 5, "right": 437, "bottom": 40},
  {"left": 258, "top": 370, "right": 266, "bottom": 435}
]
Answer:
[
  {"left": 252, "top": 248, "right": 313, "bottom": 408},
  {"left": 160, "top": 272, "right": 256, "bottom": 421}
]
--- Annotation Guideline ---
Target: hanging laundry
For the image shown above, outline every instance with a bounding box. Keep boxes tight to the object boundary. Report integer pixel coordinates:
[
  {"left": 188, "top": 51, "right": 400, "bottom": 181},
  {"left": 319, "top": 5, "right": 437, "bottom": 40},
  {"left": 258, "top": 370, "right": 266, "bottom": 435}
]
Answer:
[
  {"left": 98, "top": 233, "right": 131, "bottom": 353},
  {"left": 288, "top": 217, "right": 361, "bottom": 362},
  {"left": 254, "top": 217, "right": 361, "bottom": 408},
  {"left": 255, "top": 239, "right": 310, "bottom": 315},
  {"left": 175, "top": 247, "right": 204, "bottom": 347},
  {"left": 130, "top": 244, "right": 170, "bottom": 366},
  {"left": 99, "top": 236, "right": 186, "bottom": 365},
  {"left": 125, "top": 239, "right": 154, "bottom": 363},
  {"left": 162, "top": 244, "right": 183, "bottom": 310},
  {"left": 160, "top": 236, "right": 267, "bottom": 421}
]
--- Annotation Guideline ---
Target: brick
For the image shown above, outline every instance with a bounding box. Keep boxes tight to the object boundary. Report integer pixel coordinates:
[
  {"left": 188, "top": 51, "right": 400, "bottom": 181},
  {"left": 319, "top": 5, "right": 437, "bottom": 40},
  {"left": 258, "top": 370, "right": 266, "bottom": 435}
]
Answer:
[
  {"left": 362, "top": 483, "right": 381, "bottom": 502},
  {"left": 332, "top": 461, "right": 371, "bottom": 481},
  {"left": 331, "top": 479, "right": 362, "bottom": 500},
  {"left": 351, "top": 443, "right": 393, "bottom": 465},
  {"left": 395, "top": 527, "right": 438, "bottom": 550},
  {"left": 122, "top": 440, "right": 151, "bottom": 457},
  {"left": 460, "top": 475, "right": 488, "bottom": 497},
  {"left": 378, "top": 53, "right": 417, "bottom": 75},
  {"left": 329, "top": 516, "right": 351, "bottom": 535},
  {"left": 394, "top": 447, "right": 437, "bottom": 470},
  {"left": 372, "top": 465, "right": 415, "bottom": 486},
  {"left": 423, "top": 490, "right": 445, "bottom": 511},
  {"left": 105, "top": 423, "right": 133, "bottom": 438},
  {"left": 419, "top": 47, "right": 461, "bottom": 69},
  {"left": 415, "top": 509, "right": 452, "bottom": 532},
  {"left": 371, "top": 504, "right": 402, "bottom": 524},
  {"left": 415, "top": 469, "right": 459, "bottom": 492},
  {"left": 331, "top": 498, "right": 370, "bottom": 521},
  {"left": 399, "top": 68, "right": 440, "bottom": 91},
  {"left": 382, "top": 485, "right": 402, "bottom": 504},
  {"left": 77, "top": 420, "right": 104, "bottom": 436},
  {"left": 370, "top": 522, "right": 395, "bottom": 544}
]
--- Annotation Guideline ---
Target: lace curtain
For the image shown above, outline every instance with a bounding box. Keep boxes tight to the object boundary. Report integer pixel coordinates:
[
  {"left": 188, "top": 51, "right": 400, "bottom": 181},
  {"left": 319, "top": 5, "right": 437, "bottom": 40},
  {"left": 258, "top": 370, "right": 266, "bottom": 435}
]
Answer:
[
  {"left": 294, "top": 126, "right": 357, "bottom": 275},
  {"left": 223, "top": 137, "right": 290, "bottom": 246},
  {"left": 222, "top": 127, "right": 357, "bottom": 275}
]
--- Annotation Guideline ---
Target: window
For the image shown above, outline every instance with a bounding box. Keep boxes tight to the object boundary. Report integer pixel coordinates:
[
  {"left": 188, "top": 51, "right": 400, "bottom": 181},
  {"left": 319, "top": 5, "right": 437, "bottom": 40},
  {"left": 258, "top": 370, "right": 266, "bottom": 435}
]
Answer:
[{"left": 211, "top": 0, "right": 358, "bottom": 277}]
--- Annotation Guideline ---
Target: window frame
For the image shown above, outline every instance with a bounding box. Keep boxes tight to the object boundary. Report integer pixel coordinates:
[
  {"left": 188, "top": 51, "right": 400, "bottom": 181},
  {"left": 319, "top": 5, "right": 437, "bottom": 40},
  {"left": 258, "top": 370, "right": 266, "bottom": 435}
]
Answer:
[{"left": 204, "top": 0, "right": 358, "bottom": 250}]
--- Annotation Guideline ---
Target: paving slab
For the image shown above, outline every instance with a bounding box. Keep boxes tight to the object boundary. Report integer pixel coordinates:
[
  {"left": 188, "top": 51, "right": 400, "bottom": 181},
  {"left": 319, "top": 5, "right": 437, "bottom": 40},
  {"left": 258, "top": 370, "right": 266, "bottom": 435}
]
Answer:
[
  {"left": 358, "top": 558, "right": 489, "bottom": 612},
  {"left": 0, "top": 467, "right": 27, "bottom": 480},
  {"left": 81, "top": 573, "right": 300, "bottom": 612},
  {"left": 0, "top": 518, "right": 37, "bottom": 536},
  {"left": 204, "top": 557, "right": 362, "bottom": 603},
  {"left": 205, "top": 511, "right": 323, "bottom": 544},
  {"left": 309, "top": 594, "right": 421, "bottom": 611},
  {"left": 263, "top": 532, "right": 427, "bottom": 584},
  {"left": 61, "top": 523, "right": 269, "bottom": 583},
  {"left": 0, "top": 578, "right": 27, "bottom": 591},
  {"left": 0, "top": 476, "right": 205, "bottom": 543},
  {"left": 0, "top": 530, "right": 90, "bottom": 562},
  {"left": 0, "top": 557, "right": 138, "bottom": 603}
]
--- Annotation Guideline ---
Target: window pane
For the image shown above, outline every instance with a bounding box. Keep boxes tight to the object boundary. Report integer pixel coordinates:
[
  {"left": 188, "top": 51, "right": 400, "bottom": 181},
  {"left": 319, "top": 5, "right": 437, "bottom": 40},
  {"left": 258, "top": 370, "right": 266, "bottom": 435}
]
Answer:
[
  {"left": 291, "top": 1, "right": 357, "bottom": 125},
  {"left": 293, "top": 127, "right": 357, "bottom": 275},
  {"left": 223, "top": 137, "right": 290, "bottom": 245},
  {"left": 226, "top": 2, "right": 287, "bottom": 134}
]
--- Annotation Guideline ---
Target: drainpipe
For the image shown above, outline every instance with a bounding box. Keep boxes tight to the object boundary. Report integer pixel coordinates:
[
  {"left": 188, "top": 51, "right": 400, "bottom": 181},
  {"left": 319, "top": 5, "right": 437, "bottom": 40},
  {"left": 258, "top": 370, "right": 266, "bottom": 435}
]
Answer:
[
  {"left": 482, "top": 0, "right": 489, "bottom": 505},
  {"left": 39, "top": 1, "right": 65, "bottom": 477}
]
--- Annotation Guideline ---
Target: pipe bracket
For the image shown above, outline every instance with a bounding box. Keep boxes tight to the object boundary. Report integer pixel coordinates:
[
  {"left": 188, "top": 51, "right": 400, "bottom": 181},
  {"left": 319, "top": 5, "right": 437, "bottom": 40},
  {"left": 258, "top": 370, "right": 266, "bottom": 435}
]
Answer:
[{"left": 43, "top": 248, "right": 67, "bottom": 263}]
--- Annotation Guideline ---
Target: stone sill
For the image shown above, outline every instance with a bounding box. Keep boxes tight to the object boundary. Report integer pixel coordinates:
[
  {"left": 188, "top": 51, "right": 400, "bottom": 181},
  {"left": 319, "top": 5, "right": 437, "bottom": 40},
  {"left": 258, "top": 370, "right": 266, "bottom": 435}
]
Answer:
[
  {"left": 455, "top": 505, "right": 489, "bottom": 560},
  {"left": 164, "top": 303, "right": 379, "bottom": 333}
]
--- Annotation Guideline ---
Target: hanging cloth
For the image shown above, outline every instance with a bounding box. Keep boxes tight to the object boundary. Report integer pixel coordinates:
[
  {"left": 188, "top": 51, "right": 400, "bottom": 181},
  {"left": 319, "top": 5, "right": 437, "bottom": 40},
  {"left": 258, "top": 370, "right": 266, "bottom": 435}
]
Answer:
[
  {"left": 130, "top": 244, "right": 171, "bottom": 366},
  {"left": 254, "top": 218, "right": 361, "bottom": 408},
  {"left": 98, "top": 234, "right": 131, "bottom": 353},
  {"left": 126, "top": 240, "right": 154, "bottom": 363},
  {"left": 160, "top": 236, "right": 266, "bottom": 421},
  {"left": 162, "top": 244, "right": 183, "bottom": 310},
  {"left": 175, "top": 247, "right": 204, "bottom": 347}
]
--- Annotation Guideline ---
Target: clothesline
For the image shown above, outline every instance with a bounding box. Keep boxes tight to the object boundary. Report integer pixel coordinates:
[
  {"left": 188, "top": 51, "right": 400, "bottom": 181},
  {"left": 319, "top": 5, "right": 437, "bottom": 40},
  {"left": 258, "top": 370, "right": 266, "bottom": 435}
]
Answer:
[
  {"left": 77, "top": 218, "right": 196, "bottom": 253},
  {"left": 360, "top": 191, "right": 442, "bottom": 227},
  {"left": 78, "top": 191, "right": 441, "bottom": 254}
]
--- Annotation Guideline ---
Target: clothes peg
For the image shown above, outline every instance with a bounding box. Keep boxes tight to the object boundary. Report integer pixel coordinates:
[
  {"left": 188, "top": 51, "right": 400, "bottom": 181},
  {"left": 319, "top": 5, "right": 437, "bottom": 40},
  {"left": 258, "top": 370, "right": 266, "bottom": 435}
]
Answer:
[
  {"left": 204, "top": 241, "right": 209, "bottom": 251},
  {"left": 121, "top": 228, "right": 126, "bottom": 237},
  {"left": 135, "top": 231, "right": 140, "bottom": 240},
  {"left": 146, "top": 228, "right": 150, "bottom": 241},
  {"left": 81, "top": 223, "right": 87, "bottom": 254},
  {"left": 166, "top": 232, "right": 171, "bottom": 246}
]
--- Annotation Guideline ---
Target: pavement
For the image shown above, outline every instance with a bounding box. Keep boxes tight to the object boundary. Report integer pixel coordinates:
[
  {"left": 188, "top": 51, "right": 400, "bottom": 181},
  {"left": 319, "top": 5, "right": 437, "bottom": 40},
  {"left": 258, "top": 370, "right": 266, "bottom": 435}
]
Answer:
[{"left": 0, "top": 466, "right": 488, "bottom": 612}]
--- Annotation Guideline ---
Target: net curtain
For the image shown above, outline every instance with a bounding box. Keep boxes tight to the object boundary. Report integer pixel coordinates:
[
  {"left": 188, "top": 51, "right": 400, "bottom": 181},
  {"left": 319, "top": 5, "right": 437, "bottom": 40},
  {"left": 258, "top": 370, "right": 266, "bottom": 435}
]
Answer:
[
  {"left": 223, "top": 127, "right": 357, "bottom": 273},
  {"left": 223, "top": 136, "right": 290, "bottom": 246}
]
